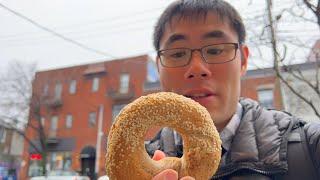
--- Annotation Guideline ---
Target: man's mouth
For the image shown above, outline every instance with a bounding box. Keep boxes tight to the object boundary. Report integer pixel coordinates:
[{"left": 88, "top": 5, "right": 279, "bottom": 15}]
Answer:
[
  {"left": 182, "top": 89, "right": 216, "bottom": 106},
  {"left": 184, "top": 93, "right": 212, "bottom": 99}
]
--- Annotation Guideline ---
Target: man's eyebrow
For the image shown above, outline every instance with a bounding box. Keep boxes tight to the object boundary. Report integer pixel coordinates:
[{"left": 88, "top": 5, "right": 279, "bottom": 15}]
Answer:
[
  {"left": 164, "top": 34, "right": 187, "bottom": 47},
  {"left": 202, "top": 30, "right": 225, "bottom": 39}
]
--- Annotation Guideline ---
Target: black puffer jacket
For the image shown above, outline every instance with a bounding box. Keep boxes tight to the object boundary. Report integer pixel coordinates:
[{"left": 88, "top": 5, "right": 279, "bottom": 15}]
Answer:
[{"left": 145, "top": 98, "right": 320, "bottom": 180}]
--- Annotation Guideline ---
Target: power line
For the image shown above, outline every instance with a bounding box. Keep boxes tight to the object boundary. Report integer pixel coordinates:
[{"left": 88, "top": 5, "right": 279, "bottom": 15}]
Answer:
[
  {"left": 0, "top": 16, "right": 157, "bottom": 42},
  {"left": 2, "top": 25, "right": 154, "bottom": 48},
  {"left": 0, "top": 3, "right": 116, "bottom": 58},
  {"left": 58, "top": 6, "right": 164, "bottom": 29},
  {"left": 0, "top": 6, "right": 164, "bottom": 40}
]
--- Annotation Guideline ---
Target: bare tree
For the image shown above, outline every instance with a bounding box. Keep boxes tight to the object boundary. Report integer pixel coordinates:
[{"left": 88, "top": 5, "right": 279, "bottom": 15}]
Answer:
[
  {"left": 250, "top": 0, "right": 320, "bottom": 120},
  {"left": 0, "top": 61, "right": 50, "bottom": 176},
  {"left": 302, "top": 0, "right": 319, "bottom": 28}
]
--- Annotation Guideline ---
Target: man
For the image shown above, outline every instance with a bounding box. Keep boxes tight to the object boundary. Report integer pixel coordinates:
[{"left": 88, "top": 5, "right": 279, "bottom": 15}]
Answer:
[{"left": 145, "top": 0, "right": 320, "bottom": 179}]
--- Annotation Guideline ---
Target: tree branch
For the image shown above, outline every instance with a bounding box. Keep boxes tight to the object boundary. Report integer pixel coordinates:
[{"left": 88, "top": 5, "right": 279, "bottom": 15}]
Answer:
[
  {"left": 276, "top": 69, "right": 320, "bottom": 119},
  {"left": 303, "top": 0, "right": 317, "bottom": 13},
  {"left": 0, "top": 121, "right": 41, "bottom": 153}
]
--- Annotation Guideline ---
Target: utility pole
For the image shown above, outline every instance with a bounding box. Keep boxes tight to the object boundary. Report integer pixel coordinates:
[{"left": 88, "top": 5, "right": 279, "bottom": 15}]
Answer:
[{"left": 95, "top": 104, "right": 104, "bottom": 176}]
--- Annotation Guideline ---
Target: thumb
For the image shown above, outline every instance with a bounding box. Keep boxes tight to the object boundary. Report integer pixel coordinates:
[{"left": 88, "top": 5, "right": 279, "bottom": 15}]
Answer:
[
  {"left": 152, "top": 169, "right": 178, "bottom": 180},
  {"left": 152, "top": 150, "right": 166, "bottom": 161}
]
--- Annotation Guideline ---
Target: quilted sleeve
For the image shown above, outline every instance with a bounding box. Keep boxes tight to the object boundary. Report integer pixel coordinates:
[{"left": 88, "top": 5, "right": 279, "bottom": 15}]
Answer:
[{"left": 304, "top": 122, "right": 320, "bottom": 177}]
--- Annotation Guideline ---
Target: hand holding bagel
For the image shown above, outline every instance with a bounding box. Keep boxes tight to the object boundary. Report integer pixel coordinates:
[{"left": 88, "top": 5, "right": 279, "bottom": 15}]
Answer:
[{"left": 152, "top": 150, "right": 195, "bottom": 180}]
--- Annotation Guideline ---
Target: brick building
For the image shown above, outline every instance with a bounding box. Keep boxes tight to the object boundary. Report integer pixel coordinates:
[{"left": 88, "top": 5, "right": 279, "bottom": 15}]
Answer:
[
  {"left": 20, "top": 55, "right": 160, "bottom": 179},
  {"left": 20, "top": 54, "right": 284, "bottom": 179},
  {"left": 241, "top": 67, "right": 283, "bottom": 110}
]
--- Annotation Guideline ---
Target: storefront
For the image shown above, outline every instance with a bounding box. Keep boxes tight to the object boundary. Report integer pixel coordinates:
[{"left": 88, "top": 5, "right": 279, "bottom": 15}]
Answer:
[
  {"left": 0, "top": 160, "right": 20, "bottom": 179},
  {"left": 28, "top": 138, "right": 75, "bottom": 177}
]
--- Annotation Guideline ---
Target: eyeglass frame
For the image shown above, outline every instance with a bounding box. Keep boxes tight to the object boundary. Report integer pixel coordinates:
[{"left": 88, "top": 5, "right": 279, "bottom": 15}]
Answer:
[{"left": 157, "top": 42, "right": 241, "bottom": 68}]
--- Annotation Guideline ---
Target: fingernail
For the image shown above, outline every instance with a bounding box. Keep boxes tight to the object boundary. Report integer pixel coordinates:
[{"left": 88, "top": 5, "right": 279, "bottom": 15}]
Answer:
[
  {"left": 180, "top": 176, "right": 195, "bottom": 180},
  {"left": 164, "top": 171, "right": 178, "bottom": 180}
]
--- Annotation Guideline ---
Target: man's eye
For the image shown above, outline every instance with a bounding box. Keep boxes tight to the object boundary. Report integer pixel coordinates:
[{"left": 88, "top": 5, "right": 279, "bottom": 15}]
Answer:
[
  {"left": 169, "top": 51, "right": 186, "bottom": 58},
  {"left": 206, "top": 48, "right": 223, "bottom": 55}
]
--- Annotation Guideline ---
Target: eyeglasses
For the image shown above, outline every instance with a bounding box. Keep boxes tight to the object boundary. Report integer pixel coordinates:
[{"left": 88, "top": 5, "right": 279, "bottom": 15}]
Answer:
[{"left": 158, "top": 43, "right": 239, "bottom": 68}]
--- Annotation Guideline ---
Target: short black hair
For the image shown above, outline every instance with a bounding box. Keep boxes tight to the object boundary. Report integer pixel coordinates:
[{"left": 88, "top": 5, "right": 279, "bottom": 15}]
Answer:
[{"left": 153, "top": 0, "right": 246, "bottom": 51}]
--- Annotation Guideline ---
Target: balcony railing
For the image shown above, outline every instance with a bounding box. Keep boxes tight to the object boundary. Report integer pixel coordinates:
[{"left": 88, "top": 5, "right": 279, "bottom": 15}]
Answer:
[
  {"left": 47, "top": 130, "right": 59, "bottom": 144},
  {"left": 107, "top": 84, "right": 135, "bottom": 101},
  {"left": 48, "top": 130, "right": 57, "bottom": 138},
  {"left": 46, "top": 97, "right": 63, "bottom": 108}
]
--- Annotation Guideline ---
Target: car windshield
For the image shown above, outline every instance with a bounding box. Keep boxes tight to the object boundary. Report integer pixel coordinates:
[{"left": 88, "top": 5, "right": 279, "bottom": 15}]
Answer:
[{"left": 48, "top": 170, "right": 78, "bottom": 176}]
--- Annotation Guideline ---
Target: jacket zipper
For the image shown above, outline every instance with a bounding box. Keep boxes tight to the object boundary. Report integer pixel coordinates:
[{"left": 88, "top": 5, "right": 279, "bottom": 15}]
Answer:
[{"left": 212, "top": 166, "right": 286, "bottom": 179}]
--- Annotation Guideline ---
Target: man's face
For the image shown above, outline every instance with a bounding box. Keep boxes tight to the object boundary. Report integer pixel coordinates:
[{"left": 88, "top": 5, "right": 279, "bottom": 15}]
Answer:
[{"left": 156, "top": 12, "right": 249, "bottom": 131}]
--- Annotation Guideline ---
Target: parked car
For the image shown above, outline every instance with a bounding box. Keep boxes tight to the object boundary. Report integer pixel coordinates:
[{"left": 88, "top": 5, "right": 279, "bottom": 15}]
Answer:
[
  {"left": 29, "top": 170, "right": 90, "bottom": 180},
  {"left": 97, "top": 175, "right": 109, "bottom": 180}
]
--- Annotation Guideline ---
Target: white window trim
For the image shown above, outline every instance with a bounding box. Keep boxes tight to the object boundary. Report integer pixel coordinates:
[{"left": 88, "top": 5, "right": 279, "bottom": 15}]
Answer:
[
  {"left": 50, "top": 116, "right": 58, "bottom": 131},
  {"left": 257, "top": 88, "right": 274, "bottom": 108},
  {"left": 119, "top": 73, "right": 130, "bottom": 94},
  {"left": 41, "top": 117, "right": 45, "bottom": 127},
  {"left": 54, "top": 83, "right": 62, "bottom": 99},
  {"left": 69, "top": 80, "right": 77, "bottom": 94},
  {"left": 88, "top": 112, "right": 97, "bottom": 127},
  {"left": 92, "top": 77, "right": 99, "bottom": 92},
  {"left": 66, "top": 114, "right": 73, "bottom": 128}
]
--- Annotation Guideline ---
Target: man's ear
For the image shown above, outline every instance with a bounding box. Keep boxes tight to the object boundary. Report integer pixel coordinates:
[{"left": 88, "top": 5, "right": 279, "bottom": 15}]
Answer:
[{"left": 240, "top": 44, "right": 249, "bottom": 76}]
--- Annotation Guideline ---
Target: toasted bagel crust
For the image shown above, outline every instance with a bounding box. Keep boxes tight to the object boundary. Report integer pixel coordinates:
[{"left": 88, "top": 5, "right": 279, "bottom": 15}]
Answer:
[{"left": 106, "top": 92, "right": 221, "bottom": 179}]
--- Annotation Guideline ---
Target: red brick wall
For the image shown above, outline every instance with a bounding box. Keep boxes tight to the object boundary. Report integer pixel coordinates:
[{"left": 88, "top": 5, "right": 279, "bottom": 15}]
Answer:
[
  {"left": 241, "top": 74, "right": 283, "bottom": 110},
  {"left": 20, "top": 55, "right": 158, "bottom": 179}
]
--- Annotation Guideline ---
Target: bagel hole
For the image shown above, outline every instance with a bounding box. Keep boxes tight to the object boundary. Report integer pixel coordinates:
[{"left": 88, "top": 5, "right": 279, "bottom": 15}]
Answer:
[
  {"left": 145, "top": 126, "right": 161, "bottom": 140},
  {"left": 145, "top": 126, "right": 184, "bottom": 159}
]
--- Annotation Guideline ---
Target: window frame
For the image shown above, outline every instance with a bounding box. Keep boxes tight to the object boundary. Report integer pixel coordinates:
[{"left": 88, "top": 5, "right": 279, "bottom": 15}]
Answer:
[
  {"left": 50, "top": 116, "right": 59, "bottom": 131},
  {"left": 88, "top": 112, "right": 97, "bottom": 127},
  {"left": 119, "top": 73, "right": 130, "bottom": 94},
  {"left": 257, "top": 88, "right": 274, "bottom": 109},
  {"left": 54, "top": 83, "right": 62, "bottom": 99},
  {"left": 69, "top": 80, "right": 77, "bottom": 94},
  {"left": 92, "top": 77, "right": 99, "bottom": 92},
  {"left": 65, "top": 114, "right": 73, "bottom": 129}
]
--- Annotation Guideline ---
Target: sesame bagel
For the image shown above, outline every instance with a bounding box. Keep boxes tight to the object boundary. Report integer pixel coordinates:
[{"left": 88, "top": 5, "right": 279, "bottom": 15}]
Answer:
[{"left": 106, "top": 92, "right": 221, "bottom": 180}]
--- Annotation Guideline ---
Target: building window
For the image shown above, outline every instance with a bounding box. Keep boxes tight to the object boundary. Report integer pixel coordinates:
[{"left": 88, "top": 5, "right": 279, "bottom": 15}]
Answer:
[
  {"left": 48, "top": 152, "right": 72, "bottom": 171},
  {"left": 54, "top": 83, "right": 62, "bottom": 99},
  {"left": 50, "top": 116, "right": 58, "bottom": 130},
  {"left": 69, "top": 80, "right": 77, "bottom": 94},
  {"left": 88, "top": 112, "right": 97, "bottom": 127},
  {"left": 112, "top": 104, "right": 126, "bottom": 122},
  {"left": 147, "top": 60, "right": 159, "bottom": 83},
  {"left": 28, "top": 160, "right": 43, "bottom": 177},
  {"left": 119, "top": 73, "right": 130, "bottom": 94},
  {"left": 257, "top": 89, "right": 274, "bottom": 109},
  {"left": 92, "top": 77, "right": 99, "bottom": 92},
  {"left": 66, "top": 114, "right": 73, "bottom": 128},
  {"left": 41, "top": 117, "right": 45, "bottom": 127},
  {"left": 0, "top": 127, "right": 6, "bottom": 143},
  {"left": 50, "top": 116, "right": 58, "bottom": 137},
  {"left": 43, "top": 84, "right": 49, "bottom": 96}
]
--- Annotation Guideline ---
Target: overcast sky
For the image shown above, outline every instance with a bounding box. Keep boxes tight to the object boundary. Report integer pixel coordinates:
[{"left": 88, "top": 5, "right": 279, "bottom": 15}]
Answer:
[{"left": 1, "top": 0, "right": 319, "bottom": 71}]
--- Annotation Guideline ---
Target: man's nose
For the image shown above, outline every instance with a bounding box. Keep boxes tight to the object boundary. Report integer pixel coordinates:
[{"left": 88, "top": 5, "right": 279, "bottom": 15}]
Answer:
[{"left": 184, "top": 51, "right": 212, "bottom": 79}]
